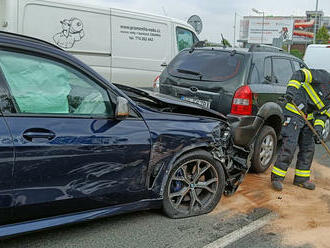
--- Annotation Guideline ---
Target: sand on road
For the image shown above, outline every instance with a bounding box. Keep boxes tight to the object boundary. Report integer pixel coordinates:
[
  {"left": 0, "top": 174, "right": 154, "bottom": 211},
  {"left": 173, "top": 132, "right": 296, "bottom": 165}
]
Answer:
[{"left": 211, "top": 161, "right": 330, "bottom": 248}]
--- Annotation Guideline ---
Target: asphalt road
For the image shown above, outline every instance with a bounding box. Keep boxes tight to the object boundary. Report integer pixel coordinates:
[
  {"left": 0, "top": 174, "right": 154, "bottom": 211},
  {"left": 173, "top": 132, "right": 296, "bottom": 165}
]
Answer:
[
  {"left": 1, "top": 141, "right": 329, "bottom": 248},
  {"left": 227, "top": 140, "right": 330, "bottom": 248}
]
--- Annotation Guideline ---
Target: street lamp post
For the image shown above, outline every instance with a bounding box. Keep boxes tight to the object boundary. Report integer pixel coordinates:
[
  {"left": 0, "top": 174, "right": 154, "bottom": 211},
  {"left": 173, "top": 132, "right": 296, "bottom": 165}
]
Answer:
[
  {"left": 313, "top": 0, "right": 319, "bottom": 44},
  {"left": 252, "top": 8, "right": 265, "bottom": 44},
  {"left": 233, "top": 12, "right": 237, "bottom": 48}
]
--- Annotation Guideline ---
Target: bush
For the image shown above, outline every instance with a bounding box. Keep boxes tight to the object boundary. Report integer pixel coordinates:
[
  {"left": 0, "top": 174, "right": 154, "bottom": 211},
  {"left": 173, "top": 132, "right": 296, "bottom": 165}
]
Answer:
[{"left": 290, "top": 49, "right": 304, "bottom": 60}]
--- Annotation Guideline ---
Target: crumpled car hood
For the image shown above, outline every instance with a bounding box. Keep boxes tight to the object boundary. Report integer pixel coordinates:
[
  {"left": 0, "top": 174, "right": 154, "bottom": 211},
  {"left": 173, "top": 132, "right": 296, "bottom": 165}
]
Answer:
[{"left": 115, "top": 84, "right": 227, "bottom": 121}]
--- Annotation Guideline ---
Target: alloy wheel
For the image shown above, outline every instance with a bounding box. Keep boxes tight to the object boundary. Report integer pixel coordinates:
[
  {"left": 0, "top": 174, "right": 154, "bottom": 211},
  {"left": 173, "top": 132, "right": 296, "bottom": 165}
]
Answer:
[
  {"left": 167, "top": 159, "right": 219, "bottom": 215},
  {"left": 260, "top": 134, "right": 275, "bottom": 167}
]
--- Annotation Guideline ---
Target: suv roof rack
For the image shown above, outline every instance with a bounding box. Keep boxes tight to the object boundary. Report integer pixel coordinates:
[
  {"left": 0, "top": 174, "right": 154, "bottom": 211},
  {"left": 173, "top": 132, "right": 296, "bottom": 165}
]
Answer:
[
  {"left": 0, "top": 31, "right": 62, "bottom": 50},
  {"left": 248, "top": 44, "right": 284, "bottom": 53}
]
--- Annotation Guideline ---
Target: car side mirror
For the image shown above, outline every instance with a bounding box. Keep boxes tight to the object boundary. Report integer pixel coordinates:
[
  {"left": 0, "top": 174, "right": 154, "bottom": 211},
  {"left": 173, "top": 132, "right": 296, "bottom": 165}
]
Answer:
[{"left": 115, "top": 96, "right": 130, "bottom": 119}]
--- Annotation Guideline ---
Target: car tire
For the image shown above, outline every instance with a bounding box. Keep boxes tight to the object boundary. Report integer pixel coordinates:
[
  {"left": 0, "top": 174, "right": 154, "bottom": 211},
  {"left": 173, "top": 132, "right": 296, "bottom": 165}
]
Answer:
[
  {"left": 323, "top": 119, "right": 329, "bottom": 141},
  {"left": 251, "top": 125, "right": 277, "bottom": 173},
  {"left": 163, "top": 149, "right": 225, "bottom": 219}
]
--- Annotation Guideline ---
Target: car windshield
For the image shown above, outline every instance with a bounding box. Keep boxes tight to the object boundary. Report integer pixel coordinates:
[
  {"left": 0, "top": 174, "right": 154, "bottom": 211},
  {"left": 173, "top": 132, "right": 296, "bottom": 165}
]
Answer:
[{"left": 167, "top": 49, "right": 245, "bottom": 82}]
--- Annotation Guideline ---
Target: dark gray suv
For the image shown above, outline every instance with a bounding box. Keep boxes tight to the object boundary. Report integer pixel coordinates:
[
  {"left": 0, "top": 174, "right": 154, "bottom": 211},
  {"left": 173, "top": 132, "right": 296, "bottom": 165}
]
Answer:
[{"left": 159, "top": 45, "right": 308, "bottom": 173}]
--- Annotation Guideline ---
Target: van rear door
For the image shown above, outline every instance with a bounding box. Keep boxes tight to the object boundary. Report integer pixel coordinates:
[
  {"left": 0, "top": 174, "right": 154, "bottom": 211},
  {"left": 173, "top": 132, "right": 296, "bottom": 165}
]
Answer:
[
  {"left": 111, "top": 9, "right": 171, "bottom": 88},
  {"left": 17, "top": 0, "right": 112, "bottom": 81}
]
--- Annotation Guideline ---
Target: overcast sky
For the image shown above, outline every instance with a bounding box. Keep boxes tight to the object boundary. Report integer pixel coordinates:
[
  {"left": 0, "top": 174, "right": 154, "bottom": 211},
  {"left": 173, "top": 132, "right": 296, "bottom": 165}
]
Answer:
[{"left": 75, "top": 0, "right": 330, "bottom": 44}]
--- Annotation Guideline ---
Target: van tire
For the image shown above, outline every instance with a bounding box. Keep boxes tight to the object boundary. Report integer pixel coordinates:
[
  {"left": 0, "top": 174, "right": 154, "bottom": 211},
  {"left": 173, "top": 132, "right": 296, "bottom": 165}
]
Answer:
[{"left": 251, "top": 125, "right": 277, "bottom": 173}]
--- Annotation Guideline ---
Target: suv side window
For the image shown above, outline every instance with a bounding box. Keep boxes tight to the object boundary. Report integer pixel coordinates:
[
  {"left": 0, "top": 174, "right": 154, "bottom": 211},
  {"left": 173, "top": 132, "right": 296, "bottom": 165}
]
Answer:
[
  {"left": 263, "top": 57, "right": 272, "bottom": 83},
  {"left": 272, "top": 58, "right": 293, "bottom": 85},
  {"left": 292, "top": 60, "right": 306, "bottom": 71},
  {"left": 0, "top": 50, "right": 113, "bottom": 116},
  {"left": 176, "top": 27, "right": 198, "bottom": 51}
]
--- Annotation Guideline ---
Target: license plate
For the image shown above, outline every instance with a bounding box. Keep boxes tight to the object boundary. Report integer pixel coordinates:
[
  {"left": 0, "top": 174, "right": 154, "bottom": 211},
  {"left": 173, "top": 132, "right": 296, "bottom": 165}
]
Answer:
[{"left": 181, "top": 96, "right": 211, "bottom": 108}]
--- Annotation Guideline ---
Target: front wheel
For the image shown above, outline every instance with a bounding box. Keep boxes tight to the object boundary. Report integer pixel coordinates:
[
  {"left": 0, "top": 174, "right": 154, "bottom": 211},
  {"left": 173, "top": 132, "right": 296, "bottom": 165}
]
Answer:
[
  {"left": 251, "top": 125, "right": 277, "bottom": 173},
  {"left": 163, "top": 150, "right": 225, "bottom": 218}
]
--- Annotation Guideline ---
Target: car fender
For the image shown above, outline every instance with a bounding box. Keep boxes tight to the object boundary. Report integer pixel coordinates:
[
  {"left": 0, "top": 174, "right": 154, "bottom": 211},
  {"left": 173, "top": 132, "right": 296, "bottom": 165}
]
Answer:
[
  {"left": 256, "top": 102, "right": 284, "bottom": 122},
  {"left": 152, "top": 143, "right": 212, "bottom": 196}
]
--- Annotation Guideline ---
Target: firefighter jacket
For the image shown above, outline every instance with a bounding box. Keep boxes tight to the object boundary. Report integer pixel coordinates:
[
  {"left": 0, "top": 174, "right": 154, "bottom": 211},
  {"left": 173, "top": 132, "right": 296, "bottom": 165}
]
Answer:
[{"left": 284, "top": 68, "right": 330, "bottom": 134}]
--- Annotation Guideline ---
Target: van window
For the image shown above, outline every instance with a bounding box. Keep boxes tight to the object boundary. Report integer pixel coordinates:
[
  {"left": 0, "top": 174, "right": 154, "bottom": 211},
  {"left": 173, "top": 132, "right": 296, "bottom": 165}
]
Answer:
[
  {"left": 0, "top": 51, "right": 113, "bottom": 116},
  {"left": 272, "top": 58, "right": 293, "bottom": 85},
  {"left": 176, "top": 27, "right": 198, "bottom": 51},
  {"left": 168, "top": 50, "right": 245, "bottom": 82}
]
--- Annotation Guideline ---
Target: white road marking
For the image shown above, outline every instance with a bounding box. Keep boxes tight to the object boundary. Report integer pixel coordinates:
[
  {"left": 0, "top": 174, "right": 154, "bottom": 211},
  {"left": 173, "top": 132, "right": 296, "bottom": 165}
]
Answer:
[{"left": 203, "top": 212, "right": 278, "bottom": 248}]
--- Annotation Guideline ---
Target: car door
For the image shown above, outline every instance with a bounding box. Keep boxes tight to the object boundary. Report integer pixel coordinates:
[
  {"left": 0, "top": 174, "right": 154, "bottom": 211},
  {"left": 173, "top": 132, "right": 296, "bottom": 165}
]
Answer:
[
  {"left": 0, "top": 84, "right": 14, "bottom": 225},
  {"left": 0, "top": 49, "right": 151, "bottom": 223}
]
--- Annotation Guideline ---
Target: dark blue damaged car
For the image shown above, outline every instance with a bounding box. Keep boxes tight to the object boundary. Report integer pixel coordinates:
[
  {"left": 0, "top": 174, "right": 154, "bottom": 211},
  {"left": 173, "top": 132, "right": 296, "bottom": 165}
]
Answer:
[{"left": 0, "top": 32, "right": 250, "bottom": 238}]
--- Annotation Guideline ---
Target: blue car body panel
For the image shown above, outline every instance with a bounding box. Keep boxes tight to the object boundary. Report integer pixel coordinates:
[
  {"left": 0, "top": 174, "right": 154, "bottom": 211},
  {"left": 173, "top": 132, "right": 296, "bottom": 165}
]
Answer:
[
  {"left": 0, "top": 199, "right": 162, "bottom": 239},
  {"left": 6, "top": 117, "right": 152, "bottom": 223},
  {"left": 0, "top": 32, "right": 250, "bottom": 238},
  {"left": 0, "top": 116, "right": 15, "bottom": 225}
]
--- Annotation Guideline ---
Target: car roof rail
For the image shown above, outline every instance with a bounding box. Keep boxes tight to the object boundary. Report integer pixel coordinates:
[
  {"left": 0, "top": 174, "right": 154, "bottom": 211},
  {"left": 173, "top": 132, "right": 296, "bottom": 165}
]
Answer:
[
  {"left": 248, "top": 44, "right": 284, "bottom": 53},
  {"left": 0, "top": 31, "right": 63, "bottom": 50}
]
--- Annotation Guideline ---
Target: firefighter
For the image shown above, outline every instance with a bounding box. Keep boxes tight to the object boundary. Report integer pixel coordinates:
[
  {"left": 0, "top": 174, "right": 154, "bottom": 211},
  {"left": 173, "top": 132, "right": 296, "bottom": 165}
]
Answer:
[{"left": 271, "top": 68, "right": 330, "bottom": 191}]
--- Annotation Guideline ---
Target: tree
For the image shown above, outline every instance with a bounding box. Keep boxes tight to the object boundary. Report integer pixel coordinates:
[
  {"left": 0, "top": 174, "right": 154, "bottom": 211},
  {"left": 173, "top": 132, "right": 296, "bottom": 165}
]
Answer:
[
  {"left": 316, "top": 25, "right": 330, "bottom": 44},
  {"left": 290, "top": 49, "right": 304, "bottom": 60},
  {"left": 220, "top": 35, "right": 232, "bottom": 47},
  {"left": 222, "top": 38, "right": 232, "bottom": 47}
]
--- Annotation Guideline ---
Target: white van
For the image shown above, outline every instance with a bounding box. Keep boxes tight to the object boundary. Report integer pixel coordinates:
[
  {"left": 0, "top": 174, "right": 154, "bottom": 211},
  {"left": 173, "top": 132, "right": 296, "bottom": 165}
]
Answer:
[
  {"left": 303, "top": 44, "right": 330, "bottom": 140},
  {"left": 304, "top": 44, "right": 330, "bottom": 73},
  {"left": 0, "top": 0, "right": 199, "bottom": 88}
]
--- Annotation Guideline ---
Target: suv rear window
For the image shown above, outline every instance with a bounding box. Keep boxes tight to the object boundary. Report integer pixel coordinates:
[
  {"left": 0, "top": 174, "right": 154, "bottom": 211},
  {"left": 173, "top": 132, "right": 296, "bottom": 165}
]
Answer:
[{"left": 167, "top": 50, "right": 245, "bottom": 82}]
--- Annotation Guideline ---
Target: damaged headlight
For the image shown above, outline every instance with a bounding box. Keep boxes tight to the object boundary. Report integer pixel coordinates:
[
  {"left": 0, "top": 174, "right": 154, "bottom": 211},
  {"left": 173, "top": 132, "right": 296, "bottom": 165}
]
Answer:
[{"left": 212, "top": 124, "right": 231, "bottom": 143}]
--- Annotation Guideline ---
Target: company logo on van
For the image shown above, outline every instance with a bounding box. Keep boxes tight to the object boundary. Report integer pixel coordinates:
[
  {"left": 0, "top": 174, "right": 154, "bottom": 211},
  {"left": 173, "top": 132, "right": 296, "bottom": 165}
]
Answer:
[{"left": 53, "top": 18, "right": 85, "bottom": 49}]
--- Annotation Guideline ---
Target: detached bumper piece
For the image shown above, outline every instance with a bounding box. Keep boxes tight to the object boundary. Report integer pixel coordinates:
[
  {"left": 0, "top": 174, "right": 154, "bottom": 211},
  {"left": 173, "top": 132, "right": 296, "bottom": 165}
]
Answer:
[{"left": 212, "top": 141, "right": 251, "bottom": 196}]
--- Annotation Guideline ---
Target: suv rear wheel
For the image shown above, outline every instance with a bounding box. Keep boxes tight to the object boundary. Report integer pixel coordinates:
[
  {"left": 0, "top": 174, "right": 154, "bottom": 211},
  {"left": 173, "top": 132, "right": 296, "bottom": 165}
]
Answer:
[{"left": 251, "top": 125, "right": 277, "bottom": 173}]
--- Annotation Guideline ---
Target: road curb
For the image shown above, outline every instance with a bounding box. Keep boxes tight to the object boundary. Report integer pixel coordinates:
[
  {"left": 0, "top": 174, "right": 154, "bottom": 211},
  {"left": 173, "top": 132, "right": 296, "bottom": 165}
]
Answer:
[{"left": 203, "top": 212, "right": 278, "bottom": 248}]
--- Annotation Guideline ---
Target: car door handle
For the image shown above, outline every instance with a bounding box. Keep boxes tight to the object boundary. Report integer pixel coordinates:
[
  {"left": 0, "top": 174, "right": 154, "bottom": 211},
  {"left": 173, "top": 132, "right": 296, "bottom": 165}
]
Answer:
[{"left": 23, "top": 129, "right": 56, "bottom": 142}]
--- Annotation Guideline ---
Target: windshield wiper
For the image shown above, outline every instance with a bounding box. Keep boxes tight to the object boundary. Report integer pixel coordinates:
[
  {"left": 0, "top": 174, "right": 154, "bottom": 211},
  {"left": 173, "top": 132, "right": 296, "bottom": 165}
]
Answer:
[
  {"left": 177, "top": 68, "right": 201, "bottom": 76},
  {"left": 177, "top": 68, "right": 204, "bottom": 80}
]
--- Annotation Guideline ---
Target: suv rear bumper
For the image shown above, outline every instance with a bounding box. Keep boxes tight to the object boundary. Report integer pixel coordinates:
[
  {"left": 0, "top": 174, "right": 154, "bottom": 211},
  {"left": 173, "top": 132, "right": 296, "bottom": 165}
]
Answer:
[{"left": 227, "top": 114, "right": 264, "bottom": 148}]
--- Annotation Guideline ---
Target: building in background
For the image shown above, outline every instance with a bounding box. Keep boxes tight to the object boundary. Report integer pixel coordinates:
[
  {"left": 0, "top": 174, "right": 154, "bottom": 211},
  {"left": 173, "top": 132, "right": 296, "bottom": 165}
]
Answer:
[{"left": 238, "top": 11, "right": 330, "bottom": 53}]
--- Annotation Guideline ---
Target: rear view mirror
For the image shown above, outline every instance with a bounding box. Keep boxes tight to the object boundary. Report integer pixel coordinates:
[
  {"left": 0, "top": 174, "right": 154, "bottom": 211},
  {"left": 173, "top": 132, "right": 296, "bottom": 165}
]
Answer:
[{"left": 115, "top": 96, "right": 130, "bottom": 119}]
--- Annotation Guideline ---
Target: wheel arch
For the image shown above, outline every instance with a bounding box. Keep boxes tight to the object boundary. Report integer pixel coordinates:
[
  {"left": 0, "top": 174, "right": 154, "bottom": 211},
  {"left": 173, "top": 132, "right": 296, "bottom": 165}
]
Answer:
[
  {"left": 156, "top": 144, "right": 220, "bottom": 197},
  {"left": 263, "top": 115, "right": 283, "bottom": 137},
  {"left": 257, "top": 102, "right": 284, "bottom": 137}
]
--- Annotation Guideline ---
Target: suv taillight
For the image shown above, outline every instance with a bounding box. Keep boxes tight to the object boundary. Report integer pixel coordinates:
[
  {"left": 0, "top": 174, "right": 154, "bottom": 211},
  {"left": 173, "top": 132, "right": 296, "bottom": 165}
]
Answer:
[
  {"left": 231, "top": 85, "right": 253, "bottom": 115},
  {"left": 152, "top": 75, "right": 160, "bottom": 92}
]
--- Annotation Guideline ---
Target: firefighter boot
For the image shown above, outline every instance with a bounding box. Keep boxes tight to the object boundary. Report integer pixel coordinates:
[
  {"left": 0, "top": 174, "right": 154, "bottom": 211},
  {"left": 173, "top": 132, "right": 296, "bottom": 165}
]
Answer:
[
  {"left": 293, "top": 180, "right": 316, "bottom": 190},
  {"left": 271, "top": 180, "right": 283, "bottom": 191}
]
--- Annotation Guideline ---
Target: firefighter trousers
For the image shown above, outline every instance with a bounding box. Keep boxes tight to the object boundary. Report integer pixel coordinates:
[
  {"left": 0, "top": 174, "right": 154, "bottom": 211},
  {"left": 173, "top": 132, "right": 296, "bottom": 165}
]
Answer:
[{"left": 271, "top": 116, "right": 315, "bottom": 183}]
